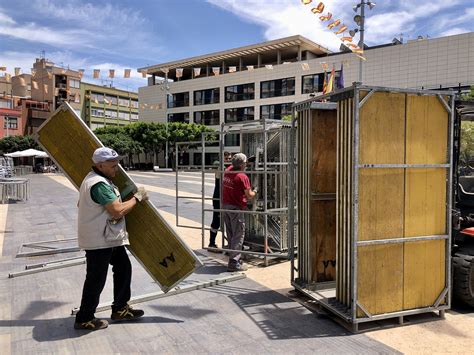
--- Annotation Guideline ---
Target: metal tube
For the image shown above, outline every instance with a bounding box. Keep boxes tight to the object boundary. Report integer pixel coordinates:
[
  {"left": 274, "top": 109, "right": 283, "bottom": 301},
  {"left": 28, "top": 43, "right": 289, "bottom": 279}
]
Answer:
[
  {"left": 357, "top": 234, "right": 449, "bottom": 246},
  {"left": 175, "top": 142, "right": 179, "bottom": 227},
  {"left": 201, "top": 132, "right": 206, "bottom": 249},
  {"left": 446, "top": 94, "right": 455, "bottom": 309}
]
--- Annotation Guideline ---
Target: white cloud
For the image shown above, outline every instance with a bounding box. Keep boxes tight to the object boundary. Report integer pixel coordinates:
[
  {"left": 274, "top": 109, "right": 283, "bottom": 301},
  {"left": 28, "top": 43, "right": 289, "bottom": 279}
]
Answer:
[
  {"left": 206, "top": 0, "right": 473, "bottom": 49},
  {"left": 440, "top": 27, "right": 471, "bottom": 37}
]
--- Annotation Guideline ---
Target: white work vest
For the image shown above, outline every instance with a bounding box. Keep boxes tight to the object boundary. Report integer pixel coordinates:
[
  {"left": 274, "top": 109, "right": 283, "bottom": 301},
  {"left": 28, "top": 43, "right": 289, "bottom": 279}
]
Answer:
[{"left": 77, "top": 171, "right": 129, "bottom": 250}]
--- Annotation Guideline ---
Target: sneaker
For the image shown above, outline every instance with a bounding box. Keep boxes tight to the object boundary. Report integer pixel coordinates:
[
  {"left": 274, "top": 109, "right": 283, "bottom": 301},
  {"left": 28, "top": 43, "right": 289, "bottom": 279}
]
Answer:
[
  {"left": 74, "top": 318, "right": 108, "bottom": 330},
  {"left": 111, "top": 305, "right": 144, "bottom": 321},
  {"left": 227, "top": 263, "right": 248, "bottom": 272}
]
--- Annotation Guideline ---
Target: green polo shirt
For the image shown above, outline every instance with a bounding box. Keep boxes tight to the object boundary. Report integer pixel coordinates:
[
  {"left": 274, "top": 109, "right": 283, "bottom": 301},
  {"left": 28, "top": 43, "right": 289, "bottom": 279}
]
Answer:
[{"left": 90, "top": 182, "right": 118, "bottom": 205}]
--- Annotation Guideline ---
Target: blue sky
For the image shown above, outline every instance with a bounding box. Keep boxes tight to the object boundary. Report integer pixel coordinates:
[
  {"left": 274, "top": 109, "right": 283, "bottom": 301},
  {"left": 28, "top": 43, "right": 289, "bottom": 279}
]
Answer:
[{"left": 1, "top": 0, "right": 473, "bottom": 91}]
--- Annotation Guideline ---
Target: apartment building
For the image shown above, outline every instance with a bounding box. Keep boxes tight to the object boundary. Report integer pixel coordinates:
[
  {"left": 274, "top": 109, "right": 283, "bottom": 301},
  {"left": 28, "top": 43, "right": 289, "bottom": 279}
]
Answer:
[
  {"left": 138, "top": 33, "right": 474, "bottom": 165},
  {"left": 11, "top": 74, "right": 32, "bottom": 98},
  {"left": 80, "top": 82, "right": 139, "bottom": 129}
]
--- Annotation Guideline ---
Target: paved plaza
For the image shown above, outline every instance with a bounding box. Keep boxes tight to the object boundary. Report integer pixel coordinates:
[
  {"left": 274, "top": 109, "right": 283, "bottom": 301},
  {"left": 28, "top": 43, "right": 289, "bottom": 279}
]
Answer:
[{"left": 0, "top": 172, "right": 473, "bottom": 354}]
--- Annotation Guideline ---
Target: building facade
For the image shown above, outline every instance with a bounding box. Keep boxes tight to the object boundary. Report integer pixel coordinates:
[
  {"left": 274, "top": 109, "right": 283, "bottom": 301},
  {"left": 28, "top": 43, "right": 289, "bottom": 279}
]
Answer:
[
  {"left": 138, "top": 33, "right": 474, "bottom": 165},
  {"left": 80, "top": 82, "right": 139, "bottom": 130}
]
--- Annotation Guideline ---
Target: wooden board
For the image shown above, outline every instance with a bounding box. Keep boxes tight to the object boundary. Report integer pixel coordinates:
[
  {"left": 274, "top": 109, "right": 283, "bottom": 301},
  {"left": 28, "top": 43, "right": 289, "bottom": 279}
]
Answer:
[
  {"left": 36, "top": 103, "right": 202, "bottom": 292},
  {"left": 310, "top": 109, "right": 337, "bottom": 282},
  {"left": 404, "top": 94, "right": 448, "bottom": 308}
]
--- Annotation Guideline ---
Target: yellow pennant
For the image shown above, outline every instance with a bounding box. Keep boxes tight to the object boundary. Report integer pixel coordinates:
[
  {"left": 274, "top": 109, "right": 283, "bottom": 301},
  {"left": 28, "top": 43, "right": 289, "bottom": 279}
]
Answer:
[
  {"left": 311, "top": 2, "right": 324, "bottom": 13},
  {"left": 335, "top": 25, "right": 347, "bottom": 35},
  {"left": 327, "top": 19, "right": 340, "bottom": 29},
  {"left": 301, "top": 0, "right": 312, "bottom": 4},
  {"left": 319, "top": 12, "right": 332, "bottom": 21}
]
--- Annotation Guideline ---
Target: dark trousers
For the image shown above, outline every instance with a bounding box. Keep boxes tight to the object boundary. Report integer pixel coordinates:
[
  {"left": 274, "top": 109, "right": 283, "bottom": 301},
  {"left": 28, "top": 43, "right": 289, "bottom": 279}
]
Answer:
[
  {"left": 75, "top": 246, "right": 131, "bottom": 323},
  {"left": 210, "top": 179, "right": 221, "bottom": 245}
]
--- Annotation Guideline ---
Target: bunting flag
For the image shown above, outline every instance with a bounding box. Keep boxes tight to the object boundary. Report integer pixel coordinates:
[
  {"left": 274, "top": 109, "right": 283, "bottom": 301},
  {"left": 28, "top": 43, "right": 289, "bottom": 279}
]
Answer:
[
  {"left": 246, "top": 65, "right": 254, "bottom": 71},
  {"left": 265, "top": 64, "right": 274, "bottom": 70},
  {"left": 301, "top": 0, "right": 312, "bottom": 4},
  {"left": 335, "top": 25, "right": 347, "bottom": 35},
  {"left": 327, "top": 19, "right": 340, "bottom": 29},
  {"left": 341, "top": 36, "right": 353, "bottom": 42},
  {"left": 301, "top": 62, "right": 310, "bottom": 71},
  {"left": 326, "top": 66, "right": 335, "bottom": 93},
  {"left": 311, "top": 2, "right": 324, "bottom": 13},
  {"left": 124, "top": 69, "right": 131, "bottom": 78},
  {"left": 19, "top": 77, "right": 26, "bottom": 86},
  {"left": 109, "top": 69, "right": 115, "bottom": 78},
  {"left": 176, "top": 68, "right": 183, "bottom": 78},
  {"left": 104, "top": 97, "right": 109, "bottom": 104},
  {"left": 78, "top": 69, "right": 85, "bottom": 78},
  {"left": 54, "top": 88, "right": 59, "bottom": 96},
  {"left": 75, "top": 93, "right": 80, "bottom": 102},
  {"left": 44, "top": 84, "right": 48, "bottom": 93},
  {"left": 31, "top": 69, "right": 36, "bottom": 78},
  {"left": 322, "top": 71, "right": 328, "bottom": 94},
  {"left": 228, "top": 66, "right": 237, "bottom": 73},
  {"left": 94, "top": 96, "right": 99, "bottom": 104},
  {"left": 93, "top": 69, "right": 100, "bottom": 78},
  {"left": 193, "top": 67, "right": 201, "bottom": 77},
  {"left": 212, "top": 67, "right": 220, "bottom": 76},
  {"left": 14, "top": 67, "right": 21, "bottom": 76},
  {"left": 141, "top": 70, "right": 147, "bottom": 78},
  {"left": 0, "top": 66, "right": 6, "bottom": 71},
  {"left": 337, "top": 63, "right": 344, "bottom": 89},
  {"left": 319, "top": 12, "right": 332, "bottom": 21},
  {"left": 32, "top": 80, "right": 38, "bottom": 90},
  {"left": 60, "top": 68, "right": 66, "bottom": 75},
  {"left": 47, "top": 70, "right": 53, "bottom": 79}
]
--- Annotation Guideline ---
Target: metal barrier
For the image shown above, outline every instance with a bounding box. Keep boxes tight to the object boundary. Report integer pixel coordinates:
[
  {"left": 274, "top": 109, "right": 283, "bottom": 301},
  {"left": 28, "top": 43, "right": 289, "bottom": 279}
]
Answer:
[{"left": 0, "top": 178, "right": 30, "bottom": 204}]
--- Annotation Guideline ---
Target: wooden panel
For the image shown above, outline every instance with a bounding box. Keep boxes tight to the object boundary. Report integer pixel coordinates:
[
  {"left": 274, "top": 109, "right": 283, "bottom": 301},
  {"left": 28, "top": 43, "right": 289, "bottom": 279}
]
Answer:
[
  {"left": 404, "top": 94, "right": 448, "bottom": 309},
  {"left": 37, "top": 105, "right": 201, "bottom": 291},
  {"left": 357, "top": 244, "right": 404, "bottom": 316},
  {"left": 359, "top": 92, "right": 405, "bottom": 164},
  {"left": 310, "top": 109, "right": 337, "bottom": 282}
]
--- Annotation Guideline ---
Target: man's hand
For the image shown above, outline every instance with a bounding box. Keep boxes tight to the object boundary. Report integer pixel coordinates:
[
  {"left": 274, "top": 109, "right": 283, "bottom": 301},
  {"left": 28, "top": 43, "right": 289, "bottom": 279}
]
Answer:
[{"left": 134, "top": 187, "right": 149, "bottom": 202}]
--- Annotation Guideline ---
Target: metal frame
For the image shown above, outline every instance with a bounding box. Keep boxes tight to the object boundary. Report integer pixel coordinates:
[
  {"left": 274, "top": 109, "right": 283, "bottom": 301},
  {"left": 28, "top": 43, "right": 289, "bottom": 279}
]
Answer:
[
  {"left": 290, "top": 84, "right": 455, "bottom": 331},
  {"left": 197, "top": 119, "right": 294, "bottom": 265},
  {"left": 16, "top": 238, "right": 80, "bottom": 258},
  {"left": 71, "top": 272, "right": 246, "bottom": 315}
]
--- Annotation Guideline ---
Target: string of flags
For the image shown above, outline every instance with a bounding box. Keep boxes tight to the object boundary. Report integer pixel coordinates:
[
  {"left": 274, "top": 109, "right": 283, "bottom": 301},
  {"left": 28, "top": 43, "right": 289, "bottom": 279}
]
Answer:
[{"left": 301, "top": 0, "right": 365, "bottom": 59}]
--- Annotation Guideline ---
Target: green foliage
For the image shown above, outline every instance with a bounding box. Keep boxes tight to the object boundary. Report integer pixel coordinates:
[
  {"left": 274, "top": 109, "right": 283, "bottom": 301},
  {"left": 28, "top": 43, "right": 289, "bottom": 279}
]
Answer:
[
  {"left": 461, "top": 86, "right": 474, "bottom": 101},
  {"left": 460, "top": 121, "right": 474, "bottom": 167},
  {"left": 0, "top": 135, "right": 40, "bottom": 154},
  {"left": 281, "top": 114, "right": 293, "bottom": 122}
]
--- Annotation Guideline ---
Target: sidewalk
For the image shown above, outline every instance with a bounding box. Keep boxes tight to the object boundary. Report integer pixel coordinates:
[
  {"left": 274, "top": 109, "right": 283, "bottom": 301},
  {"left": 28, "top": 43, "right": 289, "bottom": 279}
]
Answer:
[{"left": 0, "top": 173, "right": 397, "bottom": 354}]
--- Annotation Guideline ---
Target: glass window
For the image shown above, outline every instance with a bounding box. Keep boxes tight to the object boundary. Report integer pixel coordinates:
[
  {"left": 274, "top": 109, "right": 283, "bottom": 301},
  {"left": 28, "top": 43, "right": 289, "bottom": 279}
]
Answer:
[
  {"left": 105, "top": 109, "right": 117, "bottom": 118},
  {"left": 131, "top": 100, "right": 139, "bottom": 108},
  {"left": 260, "top": 103, "right": 293, "bottom": 120},
  {"left": 225, "top": 83, "right": 254, "bottom": 102},
  {"left": 130, "top": 113, "right": 139, "bottom": 120},
  {"left": 0, "top": 100, "right": 11, "bottom": 109},
  {"left": 260, "top": 77, "right": 295, "bottom": 98},
  {"left": 4, "top": 117, "right": 18, "bottom": 129},
  {"left": 224, "top": 107, "right": 254, "bottom": 123},
  {"left": 118, "top": 97, "right": 130, "bottom": 106},
  {"left": 168, "top": 112, "right": 189, "bottom": 123},
  {"left": 167, "top": 92, "right": 189, "bottom": 108},
  {"left": 194, "top": 88, "right": 220, "bottom": 106},
  {"left": 69, "top": 79, "right": 80, "bottom": 89},
  {"left": 91, "top": 108, "right": 104, "bottom": 117},
  {"left": 224, "top": 133, "right": 240, "bottom": 146},
  {"left": 194, "top": 110, "right": 220, "bottom": 125},
  {"left": 118, "top": 111, "right": 130, "bottom": 119}
]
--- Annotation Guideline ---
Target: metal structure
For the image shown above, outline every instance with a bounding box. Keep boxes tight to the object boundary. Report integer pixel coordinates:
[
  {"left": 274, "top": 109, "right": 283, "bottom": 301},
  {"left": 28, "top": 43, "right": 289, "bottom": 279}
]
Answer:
[
  {"left": 202, "top": 119, "right": 294, "bottom": 264},
  {"left": 290, "top": 83, "right": 455, "bottom": 331}
]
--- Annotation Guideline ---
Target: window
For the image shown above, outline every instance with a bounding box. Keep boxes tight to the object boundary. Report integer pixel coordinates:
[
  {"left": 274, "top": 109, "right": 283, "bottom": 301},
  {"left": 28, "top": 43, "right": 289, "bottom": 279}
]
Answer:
[
  {"left": 224, "top": 133, "right": 240, "bottom": 146},
  {"left": 168, "top": 112, "right": 189, "bottom": 123},
  {"left": 194, "top": 110, "right": 220, "bottom": 125},
  {"left": 0, "top": 100, "right": 11, "bottom": 109},
  {"left": 3, "top": 117, "right": 18, "bottom": 129},
  {"left": 131, "top": 100, "right": 139, "bottom": 108},
  {"left": 302, "top": 71, "right": 341, "bottom": 94},
  {"left": 260, "top": 77, "right": 295, "bottom": 98},
  {"left": 225, "top": 107, "right": 254, "bottom": 123},
  {"left": 97, "top": 94, "right": 104, "bottom": 103},
  {"left": 118, "top": 111, "right": 130, "bottom": 119},
  {"left": 130, "top": 113, "right": 139, "bottom": 120},
  {"left": 105, "top": 109, "right": 117, "bottom": 118},
  {"left": 260, "top": 103, "right": 293, "bottom": 120},
  {"left": 91, "top": 108, "right": 104, "bottom": 117},
  {"left": 225, "top": 83, "right": 254, "bottom": 102},
  {"left": 118, "top": 97, "right": 130, "bottom": 107},
  {"left": 167, "top": 92, "right": 189, "bottom": 108},
  {"left": 69, "top": 79, "right": 80, "bottom": 89},
  {"left": 194, "top": 88, "right": 220, "bottom": 105},
  {"left": 193, "top": 153, "right": 219, "bottom": 166}
]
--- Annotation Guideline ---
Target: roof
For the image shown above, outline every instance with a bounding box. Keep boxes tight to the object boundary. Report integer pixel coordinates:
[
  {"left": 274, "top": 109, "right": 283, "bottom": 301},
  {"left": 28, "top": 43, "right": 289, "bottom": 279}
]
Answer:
[{"left": 139, "top": 35, "right": 330, "bottom": 75}]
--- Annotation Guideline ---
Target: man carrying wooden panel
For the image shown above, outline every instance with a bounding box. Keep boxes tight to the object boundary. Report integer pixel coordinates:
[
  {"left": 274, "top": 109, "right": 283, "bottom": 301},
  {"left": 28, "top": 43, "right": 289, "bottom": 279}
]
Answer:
[{"left": 74, "top": 147, "right": 149, "bottom": 331}]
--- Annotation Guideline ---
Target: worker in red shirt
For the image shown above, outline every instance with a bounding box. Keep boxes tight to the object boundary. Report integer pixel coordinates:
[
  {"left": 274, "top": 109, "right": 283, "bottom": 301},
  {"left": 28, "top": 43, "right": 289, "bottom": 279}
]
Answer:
[{"left": 222, "top": 153, "right": 257, "bottom": 271}]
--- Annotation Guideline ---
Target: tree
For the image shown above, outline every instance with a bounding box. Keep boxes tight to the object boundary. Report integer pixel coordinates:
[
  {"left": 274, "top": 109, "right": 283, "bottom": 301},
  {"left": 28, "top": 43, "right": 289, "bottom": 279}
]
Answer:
[
  {"left": 461, "top": 86, "right": 474, "bottom": 101},
  {"left": 124, "top": 122, "right": 167, "bottom": 165},
  {"left": 0, "top": 135, "right": 40, "bottom": 154}
]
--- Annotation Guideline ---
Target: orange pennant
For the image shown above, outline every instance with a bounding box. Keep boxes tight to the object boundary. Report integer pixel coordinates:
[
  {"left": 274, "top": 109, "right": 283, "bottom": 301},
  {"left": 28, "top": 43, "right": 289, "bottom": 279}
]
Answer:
[
  {"left": 311, "top": 2, "right": 324, "bottom": 13},
  {"left": 301, "top": 0, "right": 312, "bottom": 4},
  {"left": 335, "top": 25, "right": 347, "bottom": 35},
  {"left": 327, "top": 19, "right": 340, "bottom": 29},
  {"left": 341, "top": 36, "right": 353, "bottom": 42},
  {"left": 319, "top": 12, "right": 332, "bottom": 21}
]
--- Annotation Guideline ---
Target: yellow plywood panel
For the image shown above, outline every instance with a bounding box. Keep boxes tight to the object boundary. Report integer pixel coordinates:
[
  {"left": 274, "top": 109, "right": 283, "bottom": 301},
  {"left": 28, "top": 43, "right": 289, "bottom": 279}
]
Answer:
[
  {"left": 404, "top": 168, "right": 447, "bottom": 308},
  {"left": 358, "top": 169, "right": 405, "bottom": 241},
  {"left": 357, "top": 244, "right": 404, "bottom": 316},
  {"left": 406, "top": 95, "right": 448, "bottom": 164},
  {"left": 359, "top": 92, "right": 405, "bottom": 164},
  {"left": 37, "top": 104, "right": 201, "bottom": 291}
]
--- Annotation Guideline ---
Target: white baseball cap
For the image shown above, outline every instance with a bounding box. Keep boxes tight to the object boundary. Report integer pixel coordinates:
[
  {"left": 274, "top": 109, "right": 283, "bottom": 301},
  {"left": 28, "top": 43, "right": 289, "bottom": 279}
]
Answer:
[{"left": 92, "top": 147, "right": 122, "bottom": 163}]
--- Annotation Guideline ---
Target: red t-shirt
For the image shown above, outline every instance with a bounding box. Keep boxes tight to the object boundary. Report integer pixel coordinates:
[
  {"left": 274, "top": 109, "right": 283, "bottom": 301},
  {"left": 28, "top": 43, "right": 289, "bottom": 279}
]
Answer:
[{"left": 222, "top": 166, "right": 251, "bottom": 209}]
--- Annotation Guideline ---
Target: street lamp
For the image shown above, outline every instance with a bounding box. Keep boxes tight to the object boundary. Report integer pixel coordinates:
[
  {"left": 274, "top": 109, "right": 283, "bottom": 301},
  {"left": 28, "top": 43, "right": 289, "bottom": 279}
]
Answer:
[
  {"left": 353, "top": 0, "right": 376, "bottom": 82},
  {"left": 159, "top": 71, "right": 171, "bottom": 169}
]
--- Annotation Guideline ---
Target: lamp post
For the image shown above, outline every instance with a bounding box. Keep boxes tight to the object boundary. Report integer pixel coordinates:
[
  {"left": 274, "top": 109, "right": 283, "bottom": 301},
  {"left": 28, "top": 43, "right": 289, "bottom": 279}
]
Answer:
[
  {"left": 163, "top": 71, "right": 170, "bottom": 169},
  {"left": 353, "top": 0, "right": 376, "bottom": 82}
]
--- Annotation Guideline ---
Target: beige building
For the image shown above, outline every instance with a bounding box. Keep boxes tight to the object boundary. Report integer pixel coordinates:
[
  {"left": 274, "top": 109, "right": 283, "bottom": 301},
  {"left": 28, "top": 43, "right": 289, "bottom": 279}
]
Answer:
[
  {"left": 31, "top": 58, "right": 82, "bottom": 113},
  {"left": 12, "top": 74, "right": 32, "bottom": 98},
  {"left": 139, "top": 32, "right": 474, "bottom": 164},
  {"left": 0, "top": 75, "right": 12, "bottom": 97}
]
